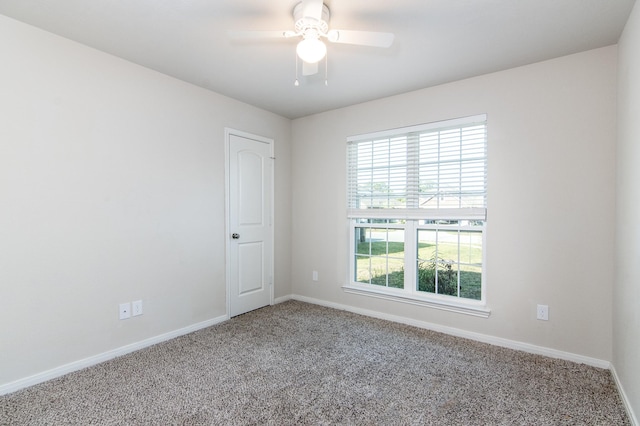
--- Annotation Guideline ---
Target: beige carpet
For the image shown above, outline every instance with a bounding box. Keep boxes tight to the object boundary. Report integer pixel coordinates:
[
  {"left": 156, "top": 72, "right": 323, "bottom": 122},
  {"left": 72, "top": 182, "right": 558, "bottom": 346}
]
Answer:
[{"left": 0, "top": 300, "right": 630, "bottom": 425}]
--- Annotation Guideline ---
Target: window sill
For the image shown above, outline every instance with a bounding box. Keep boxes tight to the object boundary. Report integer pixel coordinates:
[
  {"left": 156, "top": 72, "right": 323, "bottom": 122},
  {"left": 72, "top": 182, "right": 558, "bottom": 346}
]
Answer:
[{"left": 342, "top": 284, "right": 491, "bottom": 318}]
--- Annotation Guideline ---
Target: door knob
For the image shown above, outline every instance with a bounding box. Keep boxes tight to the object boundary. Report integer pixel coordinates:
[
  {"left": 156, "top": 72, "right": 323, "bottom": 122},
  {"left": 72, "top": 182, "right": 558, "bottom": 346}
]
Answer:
[{"left": 232, "top": 233, "right": 240, "bottom": 239}]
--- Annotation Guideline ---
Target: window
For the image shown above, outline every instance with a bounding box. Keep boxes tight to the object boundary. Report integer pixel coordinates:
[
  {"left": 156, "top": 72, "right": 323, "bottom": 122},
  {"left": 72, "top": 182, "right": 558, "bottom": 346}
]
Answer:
[{"left": 346, "top": 115, "right": 488, "bottom": 315}]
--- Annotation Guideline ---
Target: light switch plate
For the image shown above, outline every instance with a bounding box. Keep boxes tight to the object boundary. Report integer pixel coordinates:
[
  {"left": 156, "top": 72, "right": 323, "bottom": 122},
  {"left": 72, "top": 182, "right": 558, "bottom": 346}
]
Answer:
[
  {"left": 132, "top": 300, "right": 143, "bottom": 316},
  {"left": 536, "top": 304, "right": 549, "bottom": 321}
]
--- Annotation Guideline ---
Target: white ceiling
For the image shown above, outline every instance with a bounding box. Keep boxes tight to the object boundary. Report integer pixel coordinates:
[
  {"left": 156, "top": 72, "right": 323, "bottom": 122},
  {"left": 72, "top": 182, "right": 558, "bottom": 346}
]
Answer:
[{"left": 0, "top": 0, "right": 635, "bottom": 119}]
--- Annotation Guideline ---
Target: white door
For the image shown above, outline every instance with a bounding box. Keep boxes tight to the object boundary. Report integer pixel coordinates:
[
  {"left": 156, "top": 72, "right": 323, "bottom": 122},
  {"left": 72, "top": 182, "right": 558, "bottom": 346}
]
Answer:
[{"left": 226, "top": 129, "right": 273, "bottom": 317}]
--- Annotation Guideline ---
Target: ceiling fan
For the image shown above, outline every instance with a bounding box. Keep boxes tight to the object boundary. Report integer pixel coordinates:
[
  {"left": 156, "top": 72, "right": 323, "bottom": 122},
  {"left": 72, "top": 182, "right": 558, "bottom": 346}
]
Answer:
[{"left": 231, "top": 0, "right": 394, "bottom": 80}]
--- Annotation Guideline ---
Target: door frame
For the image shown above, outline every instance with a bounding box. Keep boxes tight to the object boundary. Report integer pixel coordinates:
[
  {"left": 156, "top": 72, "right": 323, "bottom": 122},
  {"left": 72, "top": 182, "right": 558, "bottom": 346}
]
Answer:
[{"left": 224, "top": 128, "right": 275, "bottom": 317}]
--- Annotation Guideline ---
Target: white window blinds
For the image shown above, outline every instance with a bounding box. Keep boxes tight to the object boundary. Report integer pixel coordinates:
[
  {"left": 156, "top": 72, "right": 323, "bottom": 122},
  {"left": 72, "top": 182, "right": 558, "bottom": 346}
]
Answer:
[{"left": 347, "top": 115, "right": 487, "bottom": 220}]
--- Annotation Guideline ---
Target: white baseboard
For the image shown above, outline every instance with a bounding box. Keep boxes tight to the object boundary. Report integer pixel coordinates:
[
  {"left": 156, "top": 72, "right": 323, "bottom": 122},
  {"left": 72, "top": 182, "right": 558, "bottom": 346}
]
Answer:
[
  {"left": 0, "top": 314, "right": 228, "bottom": 396},
  {"left": 611, "top": 364, "right": 639, "bottom": 426},
  {"left": 290, "top": 294, "right": 611, "bottom": 369},
  {"left": 274, "top": 295, "right": 292, "bottom": 304}
]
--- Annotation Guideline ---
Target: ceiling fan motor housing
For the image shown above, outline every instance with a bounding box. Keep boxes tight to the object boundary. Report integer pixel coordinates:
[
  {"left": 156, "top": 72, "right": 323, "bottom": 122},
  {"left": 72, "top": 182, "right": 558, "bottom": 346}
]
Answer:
[{"left": 293, "top": 2, "right": 330, "bottom": 38}]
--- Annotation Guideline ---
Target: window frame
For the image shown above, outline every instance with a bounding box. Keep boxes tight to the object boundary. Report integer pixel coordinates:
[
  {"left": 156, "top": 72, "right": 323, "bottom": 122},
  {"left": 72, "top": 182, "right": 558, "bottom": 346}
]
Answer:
[{"left": 344, "top": 115, "right": 490, "bottom": 318}]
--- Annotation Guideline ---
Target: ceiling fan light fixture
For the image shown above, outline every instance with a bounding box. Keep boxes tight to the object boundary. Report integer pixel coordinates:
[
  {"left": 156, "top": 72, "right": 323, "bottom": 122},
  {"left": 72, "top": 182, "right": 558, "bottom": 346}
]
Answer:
[{"left": 296, "top": 37, "right": 326, "bottom": 64}]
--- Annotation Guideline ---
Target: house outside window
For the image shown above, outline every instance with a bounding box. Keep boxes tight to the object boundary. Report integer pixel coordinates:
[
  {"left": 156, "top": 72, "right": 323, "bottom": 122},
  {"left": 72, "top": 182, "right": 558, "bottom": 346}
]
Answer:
[{"left": 346, "top": 115, "right": 488, "bottom": 316}]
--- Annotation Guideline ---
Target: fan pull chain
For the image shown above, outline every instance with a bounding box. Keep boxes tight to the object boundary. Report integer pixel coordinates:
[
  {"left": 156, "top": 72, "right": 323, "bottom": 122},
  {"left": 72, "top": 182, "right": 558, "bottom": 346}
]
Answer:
[
  {"left": 294, "top": 52, "right": 300, "bottom": 86},
  {"left": 324, "top": 51, "right": 328, "bottom": 86}
]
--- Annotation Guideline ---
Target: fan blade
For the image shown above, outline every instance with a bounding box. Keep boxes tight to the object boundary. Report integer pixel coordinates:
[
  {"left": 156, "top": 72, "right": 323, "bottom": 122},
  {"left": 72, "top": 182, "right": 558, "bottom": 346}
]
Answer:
[
  {"left": 327, "top": 30, "right": 394, "bottom": 48},
  {"left": 228, "top": 30, "right": 296, "bottom": 40},
  {"left": 301, "top": 0, "right": 323, "bottom": 21},
  {"left": 302, "top": 61, "right": 318, "bottom": 76}
]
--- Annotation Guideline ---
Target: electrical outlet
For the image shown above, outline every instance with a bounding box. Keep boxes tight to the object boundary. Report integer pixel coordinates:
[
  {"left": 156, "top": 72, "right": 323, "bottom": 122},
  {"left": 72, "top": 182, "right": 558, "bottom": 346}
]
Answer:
[
  {"left": 536, "top": 304, "right": 549, "bottom": 321},
  {"left": 119, "top": 302, "right": 131, "bottom": 320},
  {"left": 312, "top": 271, "right": 318, "bottom": 281},
  {"left": 132, "top": 300, "right": 143, "bottom": 317}
]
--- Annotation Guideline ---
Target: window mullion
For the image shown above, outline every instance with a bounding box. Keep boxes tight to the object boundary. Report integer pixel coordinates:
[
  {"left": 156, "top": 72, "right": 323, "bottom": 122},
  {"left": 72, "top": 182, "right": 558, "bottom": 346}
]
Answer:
[
  {"left": 404, "top": 220, "right": 416, "bottom": 294},
  {"left": 404, "top": 132, "right": 418, "bottom": 294},
  {"left": 385, "top": 227, "right": 390, "bottom": 286},
  {"left": 435, "top": 223, "right": 439, "bottom": 294},
  {"left": 457, "top": 223, "right": 461, "bottom": 297}
]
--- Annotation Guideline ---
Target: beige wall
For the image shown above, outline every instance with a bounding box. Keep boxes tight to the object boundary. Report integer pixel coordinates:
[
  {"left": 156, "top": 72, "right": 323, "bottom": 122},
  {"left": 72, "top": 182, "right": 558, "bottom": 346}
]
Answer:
[
  {"left": 291, "top": 46, "right": 618, "bottom": 362},
  {"left": 0, "top": 14, "right": 291, "bottom": 386},
  {"left": 616, "top": 0, "right": 640, "bottom": 420}
]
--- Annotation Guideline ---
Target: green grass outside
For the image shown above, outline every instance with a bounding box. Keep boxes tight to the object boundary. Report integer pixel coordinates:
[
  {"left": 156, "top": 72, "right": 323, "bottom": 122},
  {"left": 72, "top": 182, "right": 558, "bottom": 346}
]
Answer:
[{"left": 356, "top": 238, "right": 482, "bottom": 300}]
